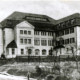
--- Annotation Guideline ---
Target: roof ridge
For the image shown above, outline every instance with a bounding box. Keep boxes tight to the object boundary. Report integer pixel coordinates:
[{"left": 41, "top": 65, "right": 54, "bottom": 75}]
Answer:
[{"left": 56, "top": 13, "right": 80, "bottom": 24}]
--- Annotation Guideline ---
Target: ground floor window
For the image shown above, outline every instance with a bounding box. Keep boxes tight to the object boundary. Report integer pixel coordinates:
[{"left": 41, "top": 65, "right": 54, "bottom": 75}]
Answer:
[
  {"left": 12, "top": 48, "right": 15, "bottom": 55},
  {"left": 28, "top": 49, "right": 32, "bottom": 55},
  {"left": 42, "top": 49, "right": 46, "bottom": 55},
  {"left": 21, "top": 49, "right": 24, "bottom": 54},
  {"left": 35, "top": 49, "right": 40, "bottom": 55}
]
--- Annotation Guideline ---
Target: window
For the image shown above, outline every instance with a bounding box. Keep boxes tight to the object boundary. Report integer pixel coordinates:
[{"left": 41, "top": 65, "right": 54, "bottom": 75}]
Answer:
[
  {"left": 61, "top": 23, "right": 65, "bottom": 28},
  {"left": 71, "top": 19, "right": 75, "bottom": 25},
  {"left": 20, "top": 30, "right": 23, "bottom": 34},
  {"left": 28, "top": 39, "right": 31, "bottom": 44},
  {"left": 59, "top": 31, "right": 64, "bottom": 36},
  {"left": 66, "top": 21, "right": 70, "bottom": 27},
  {"left": 56, "top": 32, "right": 59, "bottom": 37},
  {"left": 42, "top": 49, "right": 46, "bottom": 55},
  {"left": 34, "top": 31, "right": 39, "bottom": 35},
  {"left": 21, "top": 49, "right": 24, "bottom": 54},
  {"left": 12, "top": 48, "right": 15, "bottom": 54},
  {"left": 34, "top": 38, "right": 40, "bottom": 45},
  {"left": 70, "top": 28, "right": 74, "bottom": 33},
  {"left": 35, "top": 49, "right": 40, "bottom": 55},
  {"left": 20, "top": 38, "right": 23, "bottom": 44},
  {"left": 48, "top": 32, "right": 53, "bottom": 36},
  {"left": 41, "top": 39, "right": 47, "bottom": 46},
  {"left": 24, "top": 30, "right": 27, "bottom": 34},
  {"left": 65, "top": 39, "right": 69, "bottom": 44},
  {"left": 24, "top": 39, "right": 27, "bottom": 44},
  {"left": 41, "top": 32, "right": 46, "bottom": 36},
  {"left": 48, "top": 40, "right": 52, "bottom": 46},
  {"left": 62, "top": 40, "right": 64, "bottom": 45},
  {"left": 28, "top": 31, "right": 31, "bottom": 35},
  {"left": 28, "top": 49, "right": 32, "bottom": 55},
  {"left": 65, "top": 29, "right": 69, "bottom": 35},
  {"left": 70, "top": 38, "right": 75, "bottom": 43}
]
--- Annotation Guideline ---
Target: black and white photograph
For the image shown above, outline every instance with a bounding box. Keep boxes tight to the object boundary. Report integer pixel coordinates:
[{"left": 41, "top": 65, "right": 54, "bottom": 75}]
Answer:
[{"left": 0, "top": 0, "right": 80, "bottom": 80}]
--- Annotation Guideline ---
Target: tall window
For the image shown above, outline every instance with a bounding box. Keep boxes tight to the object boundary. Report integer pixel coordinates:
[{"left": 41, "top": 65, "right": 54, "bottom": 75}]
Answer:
[
  {"left": 65, "top": 29, "right": 69, "bottom": 35},
  {"left": 41, "top": 39, "right": 47, "bottom": 46},
  {"left": 20, "top": 38, "right": 23, "bottom": 44},
  {"left": 28, "top": 31, "right": 31, "bottom": 35},
  {"left": 20, "top": 30, "right": 23, "bottom": 34},
  {"left": 21, "top": 49, "right": 24, "bottom": 54},
  {"left": 28, "top": 49, "right": 32, "bottom": 55},
  {"left": 65, "top": 39, "right": 69, "bottom": 44},
  {"left": 71, "top": 19, "right": 75, "bottom": 25},
  {"left": 59, "top": 31, "right": 64, "bottom": 36},
  {"left": 34, "top": 38, "right": 40, "bottom": 45},
  {"left": 35, "top": 49, "right": 40, "bottom": 55},
  {"left": 42, "top": 49, "right": 46, "bottom": 55},
  {"left": 41, "top": 32, "right": 46, "bottom": 36},
  {"left": 24, "top": 39, "right": 27, "bottom": 44},
  {"left": 24, "top": 30, "right": 27, "bottom": 34},
  {"left": 48, "top": 40, "right": 52, "bottom": 46},
  {"left": 70, "top": 28, "right": 74, "bottom": 33},
  {"left": 70, "top": 38, "right": 75, "bottom": 43},
  {"left": 34, "top": 31, "right": 39, "bottom": 35},
  {"left": 28, "top": 39, "right": 31, "bottom": 44},
  {"left": 48, "top": 32, "right": 53, "bottom": 36},
  {"left": 12, "top": 48, "right": 15, "bottom": 54}
]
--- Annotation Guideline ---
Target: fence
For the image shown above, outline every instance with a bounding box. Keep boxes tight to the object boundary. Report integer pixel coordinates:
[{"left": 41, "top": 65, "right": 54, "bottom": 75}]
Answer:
[
  {"left": 0, "top": 55, "right": 80, "bottom": 63},
  {"left": 15, "top": 55, "right": 80, "bottom": 62}
]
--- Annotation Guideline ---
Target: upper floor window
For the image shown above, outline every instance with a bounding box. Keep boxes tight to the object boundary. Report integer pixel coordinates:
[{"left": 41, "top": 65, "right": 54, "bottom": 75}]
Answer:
[
  {"left": 65, "top": 39, "right": 69, "bottom": 44},
  {"left": 34, "top": 31, "right": 39, "bottom": 35},
  {"left": 48, "top": 40, "right": 53, "bottom": 46},
  {"left": 20, "top": 38, "right": 23, "bottom": 44},
  {"left": 48, "top": 32, "right": 53, "bottom": 36},
  {"left": 66, "top": 21, "right": 70, "bottom": 27},
  {"left": 71, "top": 19, "right": 75, "bottom": 25},
  {"left": 34, "top": 38, "right": 40, "bottom": 45},
  {"left": 20, "top": 30, "right": 23, "bottom": 34},
  {"left": 28, "top": 39, "right": 31, "bottom": 44},
  {"left": 24, "top": 30, "right": 27, "bottom": 34},
  {"left": 70, "top": 28, "right": 74, "bottom": 33},
  {"left": 28, "top": 31, "right": 31, "bottom": 35},
  {"left": 24, "top": 39, "right": 27, "bottom": 44},
  {"left": 59, "top": 31, "right": 64, "bottom": 36},
  {"left": 65, "top": 29, "right": 69, "bottom": 35},
  {"left": 41, "top": 32, "right": 46, "bottom": 36},
  {"left": 41, "top": 39, "right": 47, "bottom": 46},
  {"left": 70, "top": 38, "right": 75, "bottom": 43}
]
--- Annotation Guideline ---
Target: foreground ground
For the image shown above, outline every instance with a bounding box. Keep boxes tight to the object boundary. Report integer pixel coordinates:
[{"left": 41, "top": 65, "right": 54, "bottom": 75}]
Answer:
[{"left": 0, "top": 61, "right": 80, "bottom": 80}]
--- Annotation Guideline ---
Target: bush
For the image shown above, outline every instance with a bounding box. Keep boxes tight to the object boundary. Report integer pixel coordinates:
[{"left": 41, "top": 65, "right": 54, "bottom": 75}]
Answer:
[{"left": 35, "top": 66, "right": 42, "bottom": 76}]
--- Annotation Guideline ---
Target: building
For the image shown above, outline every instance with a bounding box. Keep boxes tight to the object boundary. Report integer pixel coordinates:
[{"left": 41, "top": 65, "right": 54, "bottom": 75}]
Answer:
[
  {"left": 0, "top": 11, "right": 80, "bottom": 58},
  {"left": 54, "top": 13, "right": 80, "bottom": 56},
  {"left": 0, "top": 11, "right": 56, "bottom": 58}
]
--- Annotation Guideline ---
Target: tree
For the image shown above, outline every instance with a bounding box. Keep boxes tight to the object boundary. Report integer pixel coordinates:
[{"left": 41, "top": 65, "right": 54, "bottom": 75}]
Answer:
[{"left": 35, "top": 66, "right": 42, "bottom": 76}]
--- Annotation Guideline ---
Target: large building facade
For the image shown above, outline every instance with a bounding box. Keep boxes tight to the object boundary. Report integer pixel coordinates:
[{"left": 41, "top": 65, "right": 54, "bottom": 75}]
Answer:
[{"left": 0, "top": 11, "right": 80, "bottom": 58}]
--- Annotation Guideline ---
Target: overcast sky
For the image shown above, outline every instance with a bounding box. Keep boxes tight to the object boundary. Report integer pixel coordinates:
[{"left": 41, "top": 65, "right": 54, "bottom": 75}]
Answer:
[{"left": 0, "top": 0, "right": 80, "bottom": 21}]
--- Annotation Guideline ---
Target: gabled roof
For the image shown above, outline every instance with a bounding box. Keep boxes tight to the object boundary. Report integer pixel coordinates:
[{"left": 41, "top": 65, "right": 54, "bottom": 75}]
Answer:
[
  {"left": 56, "top": 13, "right": 80, "bottom": 24},
  {"left": 1, "top": 11, "right": 56, "bottom": 31},
  {"left": 7, "top": 40, "right": 17, "bottom": 48}
]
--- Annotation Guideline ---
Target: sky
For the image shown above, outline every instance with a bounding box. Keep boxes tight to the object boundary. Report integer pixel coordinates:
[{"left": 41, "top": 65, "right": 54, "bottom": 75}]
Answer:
[{"left": 0, "top": 0, "right": 80, "bottom": 21}]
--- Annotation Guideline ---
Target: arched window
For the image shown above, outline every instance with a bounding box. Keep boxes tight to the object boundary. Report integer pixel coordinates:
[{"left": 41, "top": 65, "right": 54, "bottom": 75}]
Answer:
[
  {"left": 49, "top": 49, "right": 53, "bottom": 56},
  {"left": 28, "top": 49, "right": 32, "bottom": 55},
  {"left": 42, "top": 49, "right": 46, "bottom": 55},
  {"left": 35, "top": 49, "right": 40, "bottom": 55}
]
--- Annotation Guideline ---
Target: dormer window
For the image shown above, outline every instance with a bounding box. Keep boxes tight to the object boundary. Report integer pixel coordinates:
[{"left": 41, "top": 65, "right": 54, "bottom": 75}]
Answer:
[{"left": 71, "top": 19, "right": 75, "bottom": 25}]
